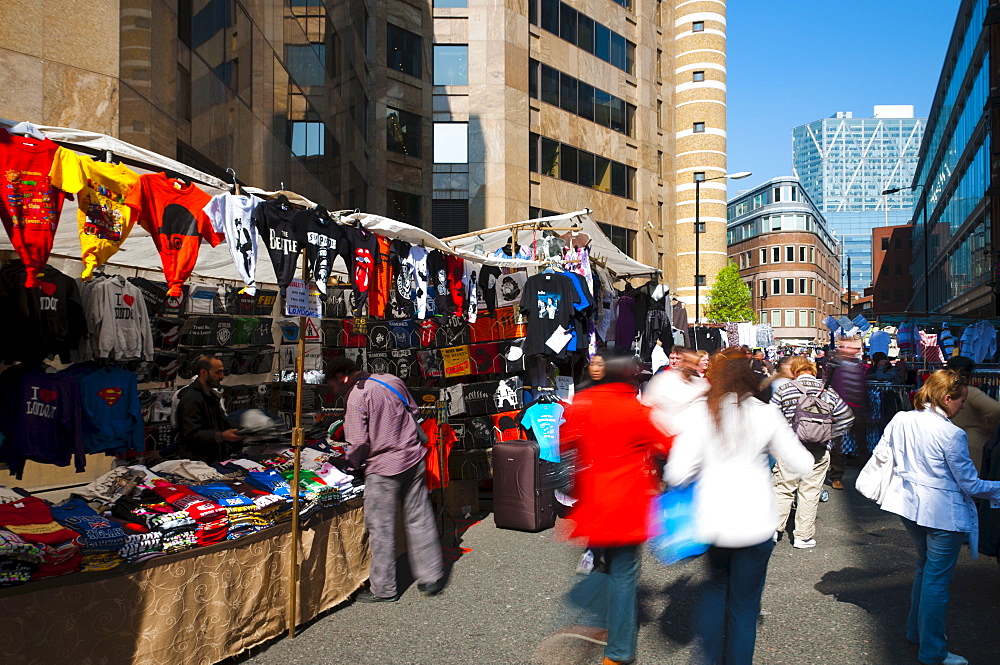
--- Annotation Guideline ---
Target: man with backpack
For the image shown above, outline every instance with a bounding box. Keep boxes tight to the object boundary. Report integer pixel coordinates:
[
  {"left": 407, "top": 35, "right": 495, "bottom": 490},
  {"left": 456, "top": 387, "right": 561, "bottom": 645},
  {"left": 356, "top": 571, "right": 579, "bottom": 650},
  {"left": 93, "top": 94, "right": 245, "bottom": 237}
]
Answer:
[{"left": 770, "top": 356, "right": 854, "bottom": 548}]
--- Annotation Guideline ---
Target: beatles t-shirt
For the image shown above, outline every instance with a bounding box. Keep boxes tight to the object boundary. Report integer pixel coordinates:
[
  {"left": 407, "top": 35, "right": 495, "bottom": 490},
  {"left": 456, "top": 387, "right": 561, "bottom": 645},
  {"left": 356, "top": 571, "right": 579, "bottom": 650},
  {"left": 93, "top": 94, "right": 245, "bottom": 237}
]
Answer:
[
  {"left": 251, "top": 197, "right": 299, "bottom": 295},
  {"left": 519, "top": 271, "right": 581, "bottom": 357}
]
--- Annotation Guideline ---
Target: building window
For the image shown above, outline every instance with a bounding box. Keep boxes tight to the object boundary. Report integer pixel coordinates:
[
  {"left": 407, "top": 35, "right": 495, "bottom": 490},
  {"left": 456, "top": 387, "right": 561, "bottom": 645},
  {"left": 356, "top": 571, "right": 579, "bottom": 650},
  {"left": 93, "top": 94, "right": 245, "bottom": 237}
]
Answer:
[
  {"left": 695, "top": 275, "right": 706, "bottom": 286},
  {"left": 809, "top": 246, "right": 815, "bottom": 263},
  {"left": 760, "top": 248, "right": 767, "bottom": 264},
  {"left": 786, "top": 246, "right": 794, "bottom": 262},
  {"left": 809, "top": 310, "right": 816, "bottom": 327},
  {"left": 433, "top": 122, "right": 468, "bottom": 162},
  {"left": 738, "top": 254, "right": 745, "bottom": 269},
  {"left": 597, "top": 222, "right": 636, "bottom": 257},
  {"left": 772, "top": 187, "right": 782, "bottom": 203},
  {"left": 759, "top": 280, "right": 767, "bottom": 297},
  {"left": 799, "top": 246, "right": 807, "bottom": 262},
  {"left": 386, "top": 108, "right": 422, "bottom": 158},
  {"left": 786, "top": 278, "right": 795, "bottom": 294},
  {"left": 657, "top": 151, "right": 663, "bottom": 178},
  {"left": 693, "top": 121, "right": 705, "bottom": 133},
  {"left": 694, "top": 171, "right": 706, "bottom": 182},
  {"left": 433, "top": 44, "right": 468, "bottom": 85},
  {"left": 772, "top": 247, "right": 780, "bottom": 263},
  {"left": 386, "top": 189, "right": 421, "bottom": 227},
  {"left": 286, "top": 44, "right": 326, "bottom": 88},
  {"left": 881, "top": 237, "right": 889, "bottom": 250},
  {"left": 772, "top": 278, "right": 780, "bottom": 295},
  {"left": 798, "top": 310, "right": 808, "bottom": 327},
  {"left": 895, "top": 263, "right": 903, "bottom": 276},
  {"left": 692, "top": 20, "right": 704, "bottom": 32},
  {"left": 799, "top": 278, "right": 807, "bottom": 294},
  {"left": 692, "top": 70, "right": 704, "bottom": 82},
  {"left": 657, "top": 100, "right": 663, "bottom": 129},
  {"left": 432, "top": 199, "right": 469, "bottom": 236},
  {"left": 435, "top": 0, "right": 468, "bottom": 6},
  {"left": 785, "top": 310, "right": 795, "bottom": 327},
  {"left": 530, "top": 0, "right": 635, "bottom": 73},
  {"left": 387, "top": 24, "right": 421, "bottom": 77},
  {"left": 745, "top": 251, "right": 751, "bottom": 266},
  {"left": 656, "top": 49, "right": 662, "bottom": 79},
  {"left": 694, "top": 222, "right": 705, "bottom": 233},
  {"left": 771, "top": 309, "right": 780, "bottom": 324},
  {"left": 809, "top": 278, "right": 815, "bottom": 295},
  {"left": 761, "top": 310, "right": 769, "bottom": 324},
  {"left": 790, "top": 186, "right": 798, "bottom": 201}
]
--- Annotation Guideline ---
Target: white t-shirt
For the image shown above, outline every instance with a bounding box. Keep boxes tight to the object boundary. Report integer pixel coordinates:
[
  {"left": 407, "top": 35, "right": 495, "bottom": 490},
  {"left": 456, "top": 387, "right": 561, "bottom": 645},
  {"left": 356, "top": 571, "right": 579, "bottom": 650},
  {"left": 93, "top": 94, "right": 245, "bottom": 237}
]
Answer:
[
  {"left": 185, "top": 282, "right": 219, "bottom": 314},
  {"left": 203, "top": 193, "right": 262, "bottom": 294},
  {"left": 405, "top": 246, "right": 430, "bottom": 319},
  {"left": 463, "top": 261, "right": 479, "bottom": 323}
]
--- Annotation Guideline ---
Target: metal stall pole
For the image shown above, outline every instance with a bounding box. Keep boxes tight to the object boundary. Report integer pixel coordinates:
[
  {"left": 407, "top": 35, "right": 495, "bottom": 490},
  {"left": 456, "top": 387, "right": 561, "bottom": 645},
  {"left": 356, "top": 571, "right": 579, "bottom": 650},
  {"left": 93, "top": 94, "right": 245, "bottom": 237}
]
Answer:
[{"left": 288, "top": 247, "right": 308, "bottom": 639}]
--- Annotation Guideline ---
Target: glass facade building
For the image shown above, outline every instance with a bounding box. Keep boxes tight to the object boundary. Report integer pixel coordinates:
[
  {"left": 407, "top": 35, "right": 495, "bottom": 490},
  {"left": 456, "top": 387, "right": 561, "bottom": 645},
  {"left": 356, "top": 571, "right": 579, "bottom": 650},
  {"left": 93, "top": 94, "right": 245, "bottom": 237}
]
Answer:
[
  {"left": 792, "top": 109, "right": 925, "bottom": 293},
  {"left": 909, "top": 0, "right": 995, "bottom": 315}
]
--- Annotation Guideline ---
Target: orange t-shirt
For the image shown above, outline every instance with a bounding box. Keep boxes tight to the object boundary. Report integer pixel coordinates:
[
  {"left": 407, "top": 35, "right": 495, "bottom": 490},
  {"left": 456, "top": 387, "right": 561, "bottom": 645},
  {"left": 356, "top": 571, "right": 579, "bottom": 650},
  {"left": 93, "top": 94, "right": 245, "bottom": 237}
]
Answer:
[{"left": 369, "top": 234, "right": 391, "bottom": 318}]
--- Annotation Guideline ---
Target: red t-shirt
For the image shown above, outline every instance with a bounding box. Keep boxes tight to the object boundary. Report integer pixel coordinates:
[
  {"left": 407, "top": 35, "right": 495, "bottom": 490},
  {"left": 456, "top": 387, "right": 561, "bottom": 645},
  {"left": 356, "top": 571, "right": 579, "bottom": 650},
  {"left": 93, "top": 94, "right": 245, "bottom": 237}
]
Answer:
[
  {"left": 370, "top": 234, "right": 391, "bottom": 318},
  {"left": 0, "top": 130, "right": 67, "bottom": 286},
  {"left": 445, "top": 255, "right": 465, "bottom": 313},
  {"left": 124, "top": 173, "right": 223, "bottom": 296}
]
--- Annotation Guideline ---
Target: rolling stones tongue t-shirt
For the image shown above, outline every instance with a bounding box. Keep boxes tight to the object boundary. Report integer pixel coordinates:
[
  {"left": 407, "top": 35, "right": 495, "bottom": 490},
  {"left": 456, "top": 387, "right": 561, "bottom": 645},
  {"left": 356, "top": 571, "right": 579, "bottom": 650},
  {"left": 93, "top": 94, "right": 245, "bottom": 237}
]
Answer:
[
  {"left": 124, "top": 173, "right": 223, "bottom": 296},
  {"left": 0, "top": 130, "right": 68, "bottom": 287},
  {"left": 342, "top": 226, "right": 378, "bottom": 316}
]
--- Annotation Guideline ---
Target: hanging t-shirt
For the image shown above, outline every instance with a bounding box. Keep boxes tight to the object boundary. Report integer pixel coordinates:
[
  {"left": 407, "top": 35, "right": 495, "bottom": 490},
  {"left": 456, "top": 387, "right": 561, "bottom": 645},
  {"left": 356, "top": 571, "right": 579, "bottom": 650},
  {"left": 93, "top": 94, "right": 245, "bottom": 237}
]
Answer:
[
  {"left": 388, "top": 319, "right": 416, "bottom": 348},
  {"left": 519, "top": 271, "right": 581, "bottom": 357},
  {"left": 342, "top": 226, "right": 379, "bottom": 315},
  {"left": 49, "top": 149, "right": 141, "bottom": 281},
  {"left": 406, "top": 245, "right": 431, "bottom": 319},
  {"left": 496, "top": 271, "right": 527, "bottom": 308},
  {"left": 295, "top": 207, "right": 345, "bottom": 295},
  {"left": 463, "top": 261, "right": 479, "bottom": 322},
  {"left": 427, "top": 250, "right": 453, "bottom": 315},
  {"left": 445, "top": 255, "right": 465, "bottom": 314},
  {"left": 370, "top": 235, "right": 392, "bottom": 318},
  {"left": 251, "top": 197, "right": 299, "bottom": 296},
  {"left": 388, "top": 239, "right": 414, "bottom": 319},
  {"left": 523, "top": 401, "right": 565, "bottom": 463},
  {"left": 868, "top": 329, "right": 890, "bottom": 357},
  {"left": 478, "top": 265, "right": 501, "bottom": 314},
  {"left": 0, "top": 130, "right": 68, "bottom": 287},
  {"left": 203, "top": 192, "right": 262, "bottom": 295},
  {"left": 124, "top": 173, "right": 223, "bottom": 296}
]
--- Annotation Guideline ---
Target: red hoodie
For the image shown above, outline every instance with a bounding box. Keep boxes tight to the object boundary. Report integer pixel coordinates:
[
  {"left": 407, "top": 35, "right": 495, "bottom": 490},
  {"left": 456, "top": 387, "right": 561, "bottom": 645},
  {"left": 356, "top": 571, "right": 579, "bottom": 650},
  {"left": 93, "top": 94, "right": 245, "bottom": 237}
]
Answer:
[
  {"left": 125, "top": 173, "right": 223, "bottom": 296},
  {"left": 0, "top": 129, "right": 67, "bottom": 287}
]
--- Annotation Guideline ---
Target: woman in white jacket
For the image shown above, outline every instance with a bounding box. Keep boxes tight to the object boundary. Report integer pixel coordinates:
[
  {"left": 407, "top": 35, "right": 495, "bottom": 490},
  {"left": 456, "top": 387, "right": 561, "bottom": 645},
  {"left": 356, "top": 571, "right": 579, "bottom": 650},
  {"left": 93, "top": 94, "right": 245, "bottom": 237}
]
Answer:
[
  {"left": 664, "top": 348, "right": 812, "bottom": 665},
  {"left": 876, "top": 370, "right": 1000, "bottom": 665}
]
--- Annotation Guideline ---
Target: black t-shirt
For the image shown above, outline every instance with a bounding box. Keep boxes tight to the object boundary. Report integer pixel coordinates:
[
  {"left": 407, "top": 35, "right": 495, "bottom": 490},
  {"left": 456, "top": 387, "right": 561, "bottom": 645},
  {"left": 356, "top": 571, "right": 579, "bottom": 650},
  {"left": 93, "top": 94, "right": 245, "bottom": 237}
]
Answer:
[
  {"left": 252, "top": 198, "right": 300, "bottom": 295},
  {"left": 427, "top": 249, "right": 453, "bottom": 316},
  {"left": 341, "top": 226, "right": 378, "bottom": 315},
  {"left": 479, "top": 265, "right": 501, "bottom": 314},
  {"left": 295, "top": 208, "right": 345, "bottom": 294},
  {"left": 519, "top": 272, "right": 581, "bottom": 357},
  {"left": 388, "top": 239, "right": 414, "bottom": 319}
]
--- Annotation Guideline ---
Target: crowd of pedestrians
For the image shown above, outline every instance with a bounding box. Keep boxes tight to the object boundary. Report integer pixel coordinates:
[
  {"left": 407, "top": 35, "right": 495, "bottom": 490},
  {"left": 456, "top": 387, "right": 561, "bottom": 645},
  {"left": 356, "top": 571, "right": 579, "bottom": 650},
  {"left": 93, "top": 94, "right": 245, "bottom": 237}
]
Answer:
[{"left": 557, "top": 340, "right": 1000, "bottom": 665}]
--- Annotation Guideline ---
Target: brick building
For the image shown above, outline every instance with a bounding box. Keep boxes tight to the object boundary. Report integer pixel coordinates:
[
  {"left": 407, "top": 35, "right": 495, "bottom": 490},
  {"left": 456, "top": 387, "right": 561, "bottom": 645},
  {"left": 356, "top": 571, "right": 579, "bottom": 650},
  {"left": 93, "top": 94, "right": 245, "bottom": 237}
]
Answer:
[
  {"left": 867, "top": 224, "right": 913, "bottom": 315},
  {"left": 727, "top": 177, "right": 841, "bottom": 345}
]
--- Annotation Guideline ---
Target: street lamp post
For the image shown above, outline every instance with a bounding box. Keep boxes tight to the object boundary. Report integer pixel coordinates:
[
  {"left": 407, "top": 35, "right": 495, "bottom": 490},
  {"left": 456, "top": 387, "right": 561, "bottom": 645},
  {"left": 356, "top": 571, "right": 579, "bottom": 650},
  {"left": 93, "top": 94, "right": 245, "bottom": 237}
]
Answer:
[{"left": 694, "top": 170, "right": 751, "bottom": 324}]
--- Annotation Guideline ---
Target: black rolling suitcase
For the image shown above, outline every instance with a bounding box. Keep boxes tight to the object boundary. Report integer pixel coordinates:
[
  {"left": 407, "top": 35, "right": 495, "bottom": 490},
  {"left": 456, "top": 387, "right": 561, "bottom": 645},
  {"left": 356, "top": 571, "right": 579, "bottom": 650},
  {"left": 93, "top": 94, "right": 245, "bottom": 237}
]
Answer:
[{"left": 493, "top": 439, "right": 558, "bottom": 532}]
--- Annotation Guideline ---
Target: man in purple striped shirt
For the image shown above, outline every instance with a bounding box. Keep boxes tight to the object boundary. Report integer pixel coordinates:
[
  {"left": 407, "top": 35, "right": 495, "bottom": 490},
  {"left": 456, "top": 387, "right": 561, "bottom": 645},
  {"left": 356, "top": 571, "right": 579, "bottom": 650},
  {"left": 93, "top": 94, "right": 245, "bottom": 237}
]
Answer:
[{"left": 326, "top": 356, "right": 445, "bottom": 602}]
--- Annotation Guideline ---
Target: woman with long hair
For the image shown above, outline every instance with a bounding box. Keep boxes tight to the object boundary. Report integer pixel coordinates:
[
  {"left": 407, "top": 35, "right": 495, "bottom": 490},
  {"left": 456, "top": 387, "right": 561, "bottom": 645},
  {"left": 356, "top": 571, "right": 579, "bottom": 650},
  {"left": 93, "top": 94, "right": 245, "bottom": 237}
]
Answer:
[
  {"left": 664, "top": 347, "right": 812, "bottom": 665},
  {"left": 561, "top": 349, "right": 672, "bottom": 665},
  {"left": 876, "top": 369, "right": 1000, "bottom": 665}
]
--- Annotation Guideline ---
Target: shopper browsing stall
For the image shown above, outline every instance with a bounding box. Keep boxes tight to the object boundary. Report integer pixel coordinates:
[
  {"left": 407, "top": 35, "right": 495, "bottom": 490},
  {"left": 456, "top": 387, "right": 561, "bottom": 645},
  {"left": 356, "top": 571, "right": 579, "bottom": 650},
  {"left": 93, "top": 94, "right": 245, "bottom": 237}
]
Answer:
[
  {"left": 172, "top": 355, "right": 243, "bottom": 464},
  {"left": 325, "top": 356, "right": 445, "bottom": 603}
]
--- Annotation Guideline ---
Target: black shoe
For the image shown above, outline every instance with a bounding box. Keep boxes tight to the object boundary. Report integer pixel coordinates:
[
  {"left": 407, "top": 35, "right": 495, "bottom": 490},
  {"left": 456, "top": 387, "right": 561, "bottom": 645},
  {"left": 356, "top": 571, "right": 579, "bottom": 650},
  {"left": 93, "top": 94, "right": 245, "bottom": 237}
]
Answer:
[
  {"left": 356, "top": 588, "right": 399, "bottom": 603},
  {"left": 417, "top": 577, "right": 447, "bottom": 596}
]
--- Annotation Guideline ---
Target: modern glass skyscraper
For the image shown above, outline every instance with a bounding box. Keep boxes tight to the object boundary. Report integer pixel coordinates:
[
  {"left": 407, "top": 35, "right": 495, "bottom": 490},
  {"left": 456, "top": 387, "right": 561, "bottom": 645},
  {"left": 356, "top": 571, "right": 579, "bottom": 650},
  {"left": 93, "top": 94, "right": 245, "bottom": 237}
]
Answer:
[{"left": 792, "top": 107, "right": 925, "bottom": 293}]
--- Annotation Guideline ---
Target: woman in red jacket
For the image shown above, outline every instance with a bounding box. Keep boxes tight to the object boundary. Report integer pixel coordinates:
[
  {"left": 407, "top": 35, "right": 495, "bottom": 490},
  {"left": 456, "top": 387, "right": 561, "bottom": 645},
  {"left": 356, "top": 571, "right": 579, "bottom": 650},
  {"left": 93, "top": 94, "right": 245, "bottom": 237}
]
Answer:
[{"left": 560, "top": 349, "right": 672, "bottom": 665}]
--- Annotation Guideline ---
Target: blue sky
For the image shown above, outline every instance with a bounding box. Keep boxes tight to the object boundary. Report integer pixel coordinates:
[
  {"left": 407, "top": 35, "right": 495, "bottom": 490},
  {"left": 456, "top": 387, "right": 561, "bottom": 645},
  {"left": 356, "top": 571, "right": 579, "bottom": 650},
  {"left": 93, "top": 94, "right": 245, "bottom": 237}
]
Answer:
[{"left": 726, "top": 1, "right": 959, "bottom": 194}]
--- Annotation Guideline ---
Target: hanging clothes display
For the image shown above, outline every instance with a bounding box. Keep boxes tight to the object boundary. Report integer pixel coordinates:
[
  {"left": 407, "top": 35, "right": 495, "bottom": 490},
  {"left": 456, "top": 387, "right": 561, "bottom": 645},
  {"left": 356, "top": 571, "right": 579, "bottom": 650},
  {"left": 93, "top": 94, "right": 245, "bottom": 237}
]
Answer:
[
  {"left": 294, "top": 206, "right": 344, "bottom": 296},
  {"left": 49, "top": 149, "right": 141, "bottom": 281},
  {"left": 203, "top": 192, "right": 262, "bottom": 295},
  {"left": 519, "top": 270, "right": 582, "bottom": 359},
  {"left": 0, "top": 129, "right": 68, "bottom": 287},
  {"left": 0, "top": 261, "right": 87, "bottom": 363},
  {"left": 125, "top": 173, "right": 223, "bottom": 297},
  {"left": 341, "top": 225, "right": 379, "bottom": 315},
  {"left": 252, "top": 195, "right": 300, "bottom": 296}
]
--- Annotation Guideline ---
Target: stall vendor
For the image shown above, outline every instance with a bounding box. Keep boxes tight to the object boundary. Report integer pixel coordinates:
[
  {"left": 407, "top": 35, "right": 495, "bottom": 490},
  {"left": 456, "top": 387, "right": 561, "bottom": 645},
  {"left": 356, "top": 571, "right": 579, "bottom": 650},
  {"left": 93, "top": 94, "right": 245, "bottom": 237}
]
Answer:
[{"left": 172, "top": 355, "right": 243, "bottom": 463}]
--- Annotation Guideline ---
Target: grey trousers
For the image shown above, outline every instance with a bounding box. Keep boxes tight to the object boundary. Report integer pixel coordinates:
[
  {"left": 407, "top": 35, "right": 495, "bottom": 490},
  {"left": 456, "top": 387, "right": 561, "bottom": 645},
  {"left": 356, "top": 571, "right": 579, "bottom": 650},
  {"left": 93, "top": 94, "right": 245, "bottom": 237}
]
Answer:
[{"left": 364, "top": 460, "right": 444, "bottom": 598}]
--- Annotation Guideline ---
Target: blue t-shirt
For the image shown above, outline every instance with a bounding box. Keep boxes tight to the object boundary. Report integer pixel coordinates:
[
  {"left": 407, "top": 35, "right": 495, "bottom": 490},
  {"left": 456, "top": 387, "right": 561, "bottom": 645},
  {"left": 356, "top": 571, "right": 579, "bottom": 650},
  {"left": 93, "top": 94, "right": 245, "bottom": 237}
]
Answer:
[{"left": 523, "top": 402, "right": 565, "bottom": 463}]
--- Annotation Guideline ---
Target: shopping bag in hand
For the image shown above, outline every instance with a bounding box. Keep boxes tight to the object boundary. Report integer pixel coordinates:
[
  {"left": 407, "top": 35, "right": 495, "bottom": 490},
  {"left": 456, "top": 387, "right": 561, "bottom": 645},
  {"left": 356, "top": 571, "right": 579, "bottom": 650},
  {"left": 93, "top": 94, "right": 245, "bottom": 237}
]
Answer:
[{"left": 647, "top": 483, "right": 708, "bottom": 566}]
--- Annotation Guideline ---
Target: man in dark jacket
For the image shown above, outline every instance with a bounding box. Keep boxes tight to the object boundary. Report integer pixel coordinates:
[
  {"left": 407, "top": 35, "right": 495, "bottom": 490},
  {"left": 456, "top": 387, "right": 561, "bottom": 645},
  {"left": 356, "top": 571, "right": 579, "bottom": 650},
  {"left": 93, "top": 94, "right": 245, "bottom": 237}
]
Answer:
[{"left": 173, "top": 355, "right": 243, "bottom": 463}]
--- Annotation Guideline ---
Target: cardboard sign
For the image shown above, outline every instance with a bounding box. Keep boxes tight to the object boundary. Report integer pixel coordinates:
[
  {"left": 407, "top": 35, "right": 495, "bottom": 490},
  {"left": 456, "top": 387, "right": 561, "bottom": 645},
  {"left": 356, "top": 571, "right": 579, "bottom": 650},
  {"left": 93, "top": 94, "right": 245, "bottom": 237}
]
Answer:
[{"left": 285, "top": 279, "right": 322, "bottom": 317}]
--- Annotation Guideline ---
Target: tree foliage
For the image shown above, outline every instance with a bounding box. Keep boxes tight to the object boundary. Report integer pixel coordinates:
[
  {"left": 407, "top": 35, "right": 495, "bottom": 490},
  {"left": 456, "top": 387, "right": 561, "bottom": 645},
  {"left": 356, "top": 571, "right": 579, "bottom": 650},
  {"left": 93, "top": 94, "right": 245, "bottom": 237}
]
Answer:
[{"left": 704, "top": 262, "right": 755, "bottom": 323}]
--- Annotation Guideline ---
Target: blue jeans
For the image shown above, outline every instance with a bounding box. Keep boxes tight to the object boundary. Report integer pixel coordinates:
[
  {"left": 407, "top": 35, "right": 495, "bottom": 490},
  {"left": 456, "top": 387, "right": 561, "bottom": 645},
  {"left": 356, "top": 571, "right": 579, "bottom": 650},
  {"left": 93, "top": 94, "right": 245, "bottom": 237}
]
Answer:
[
  {"left": 900, "top": 517, "right": 965, "bottom": 664},
  {"left": 694, "top": 539, "right": 774, "bottom": 665},
  {"left": 604, "top": 545, "right": 640, "bottom": 663}
]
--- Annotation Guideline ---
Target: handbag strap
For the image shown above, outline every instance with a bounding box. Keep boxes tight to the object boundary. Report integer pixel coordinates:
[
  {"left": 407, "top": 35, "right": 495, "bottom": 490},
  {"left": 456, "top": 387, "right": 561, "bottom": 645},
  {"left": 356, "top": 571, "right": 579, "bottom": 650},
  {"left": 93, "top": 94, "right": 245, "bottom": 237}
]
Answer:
[{"left": 366, "top": 377, "right": 414, "bottom": 413}]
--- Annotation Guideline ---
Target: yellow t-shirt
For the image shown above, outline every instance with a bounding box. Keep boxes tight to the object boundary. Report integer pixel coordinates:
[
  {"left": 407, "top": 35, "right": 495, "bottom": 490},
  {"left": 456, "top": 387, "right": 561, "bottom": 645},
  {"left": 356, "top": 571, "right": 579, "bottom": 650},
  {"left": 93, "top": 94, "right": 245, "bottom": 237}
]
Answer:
[{"left": 49, "top": 148, "right": 140, "bottom": 280}]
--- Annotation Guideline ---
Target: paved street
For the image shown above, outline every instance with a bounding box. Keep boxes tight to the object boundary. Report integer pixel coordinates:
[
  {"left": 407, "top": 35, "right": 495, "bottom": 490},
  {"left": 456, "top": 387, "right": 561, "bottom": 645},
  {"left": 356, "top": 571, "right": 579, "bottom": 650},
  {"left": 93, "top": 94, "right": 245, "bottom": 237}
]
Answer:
[{"left": 233, "top": 468, "right": 1000, "bottom": 665}]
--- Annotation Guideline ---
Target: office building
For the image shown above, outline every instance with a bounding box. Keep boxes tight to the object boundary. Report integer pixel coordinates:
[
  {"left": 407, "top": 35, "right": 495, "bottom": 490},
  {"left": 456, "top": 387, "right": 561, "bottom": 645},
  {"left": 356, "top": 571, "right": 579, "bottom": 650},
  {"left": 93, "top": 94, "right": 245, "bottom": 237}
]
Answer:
[
  {"left": 908, "top": 0, "right": 997, "bottom": 316},
  {"left": 791, "top": 106, "right": 924, "bottom": 294},
  {"left": 0, "top": 0, "right": 733, "bottom": 310},
  {"left": 727, "top": 177, "right": 840, "bottom": 346},
  {"left": 867, "top": 224, "right": 912, "bottom": 315}
]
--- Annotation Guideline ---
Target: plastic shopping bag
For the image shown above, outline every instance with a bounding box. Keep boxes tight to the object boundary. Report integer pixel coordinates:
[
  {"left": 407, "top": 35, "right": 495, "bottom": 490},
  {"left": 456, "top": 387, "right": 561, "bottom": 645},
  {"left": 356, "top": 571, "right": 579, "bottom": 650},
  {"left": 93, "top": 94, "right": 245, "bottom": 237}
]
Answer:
[{"left": 647, "top": 483, "right": 708, "bottom": 566}]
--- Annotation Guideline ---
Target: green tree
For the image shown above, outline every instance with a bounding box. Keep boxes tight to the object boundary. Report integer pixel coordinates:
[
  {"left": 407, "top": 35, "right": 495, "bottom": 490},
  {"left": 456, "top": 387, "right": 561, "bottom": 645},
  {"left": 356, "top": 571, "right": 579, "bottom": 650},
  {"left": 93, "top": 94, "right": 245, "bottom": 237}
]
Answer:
[{"left": 704, "top": 262, "right": 755, "bottom": 323}]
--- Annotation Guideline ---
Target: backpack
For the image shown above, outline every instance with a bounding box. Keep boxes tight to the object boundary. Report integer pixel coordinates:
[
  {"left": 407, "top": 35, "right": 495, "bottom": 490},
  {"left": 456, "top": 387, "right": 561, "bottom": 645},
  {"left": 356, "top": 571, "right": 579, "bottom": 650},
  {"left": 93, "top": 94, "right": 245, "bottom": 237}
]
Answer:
[{"left": 789, "top": 378, "right": 834, "bottom": 444}]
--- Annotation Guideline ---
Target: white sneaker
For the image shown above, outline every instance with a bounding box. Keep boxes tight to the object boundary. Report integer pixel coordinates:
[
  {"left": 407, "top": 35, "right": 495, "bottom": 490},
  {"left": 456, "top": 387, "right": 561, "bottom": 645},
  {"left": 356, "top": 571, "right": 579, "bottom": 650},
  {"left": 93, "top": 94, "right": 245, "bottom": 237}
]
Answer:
[
  {"left": 937, "top": 653, "right": 968, "bottom": 665},
  {"left": 793, "top": 538, "right": 817, "bottom": 549}
]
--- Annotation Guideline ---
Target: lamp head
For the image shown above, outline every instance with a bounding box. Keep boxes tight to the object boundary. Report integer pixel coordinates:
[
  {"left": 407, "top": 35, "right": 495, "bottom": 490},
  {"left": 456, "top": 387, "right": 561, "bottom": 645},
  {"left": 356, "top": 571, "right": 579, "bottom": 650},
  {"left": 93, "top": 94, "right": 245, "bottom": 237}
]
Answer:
[{"left": 727, "top": 171, "right": 752, "bottom": 180}]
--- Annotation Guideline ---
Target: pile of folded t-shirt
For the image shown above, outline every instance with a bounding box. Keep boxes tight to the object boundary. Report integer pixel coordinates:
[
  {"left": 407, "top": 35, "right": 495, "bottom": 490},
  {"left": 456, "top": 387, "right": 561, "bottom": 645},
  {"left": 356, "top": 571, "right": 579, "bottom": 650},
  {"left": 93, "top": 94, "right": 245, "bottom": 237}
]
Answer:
[
  {"left": 0, "top": 497, "right": 83, "bottom": 579},
  {"left": 0, "top": 528, "right": 44, "bottom": 586},
  {"left": 108, "top": 517, "right": 164, "bottom": 563},
  {"left": 113, "top": 492, "right": 198, "bottom": 554},
  {"left": 191, "top": 482, "right": 260, "bottom": 540},
  {"left": 150, "top": 481, "right": 228, "bottom": 546},
  {"left": 245, "top": 470, "right": 294, "bottom": 523},
  {"left": 50, "top": 498, "right": 127, "bottom": 571}
]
